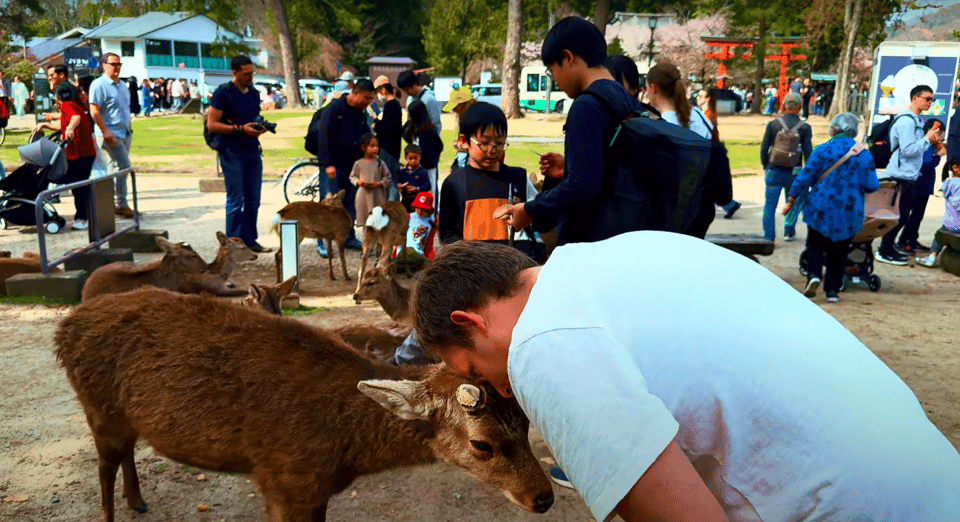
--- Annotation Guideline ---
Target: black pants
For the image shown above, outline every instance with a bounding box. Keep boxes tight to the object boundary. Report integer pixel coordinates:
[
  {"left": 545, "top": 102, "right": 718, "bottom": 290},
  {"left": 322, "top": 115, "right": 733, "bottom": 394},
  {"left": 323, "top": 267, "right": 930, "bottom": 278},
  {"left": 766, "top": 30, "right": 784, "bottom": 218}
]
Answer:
[
  {"left": 880, "top": 180, "right": 914, "bottom": 253},
  {"left": 807, "top": 228, "right": 850, "bottom": 294},
  {"left": 899, "top": 190, "right": 930, "bottom": 246},
  {"left": 60, "top": 156, "right": 95, "bottom": 221}
]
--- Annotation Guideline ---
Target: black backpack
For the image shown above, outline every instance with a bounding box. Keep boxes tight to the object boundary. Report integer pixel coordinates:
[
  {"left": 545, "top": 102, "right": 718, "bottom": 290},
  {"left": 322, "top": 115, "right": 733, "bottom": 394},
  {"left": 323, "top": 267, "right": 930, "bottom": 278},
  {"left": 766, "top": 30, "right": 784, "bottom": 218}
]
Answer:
[
  {"left": 868, "top": 114, "right": 912, "bottom": 169},
  {"left": 203, "top": 83, "right": 231, "bottom": 151},
  {"left": 582, "top": 91, "right": 714, "bottom": 239},
  {"left": 304, "top": 105, "right": 326, "bottom": 156}
]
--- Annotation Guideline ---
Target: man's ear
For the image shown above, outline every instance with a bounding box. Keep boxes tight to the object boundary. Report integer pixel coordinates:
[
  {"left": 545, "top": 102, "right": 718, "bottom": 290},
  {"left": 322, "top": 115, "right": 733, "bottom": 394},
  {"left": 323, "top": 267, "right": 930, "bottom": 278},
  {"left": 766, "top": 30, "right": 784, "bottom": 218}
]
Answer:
[{"left": 451, "top": 310, "right": 486, "bottom": 333}]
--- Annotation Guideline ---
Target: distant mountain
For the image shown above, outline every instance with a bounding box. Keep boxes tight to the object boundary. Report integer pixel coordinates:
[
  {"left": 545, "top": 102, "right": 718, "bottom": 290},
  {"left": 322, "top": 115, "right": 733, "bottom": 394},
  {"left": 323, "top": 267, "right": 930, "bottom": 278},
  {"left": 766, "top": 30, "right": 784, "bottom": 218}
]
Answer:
[{"left": 888, "top": 1, "right": 960, "bottom": 41}]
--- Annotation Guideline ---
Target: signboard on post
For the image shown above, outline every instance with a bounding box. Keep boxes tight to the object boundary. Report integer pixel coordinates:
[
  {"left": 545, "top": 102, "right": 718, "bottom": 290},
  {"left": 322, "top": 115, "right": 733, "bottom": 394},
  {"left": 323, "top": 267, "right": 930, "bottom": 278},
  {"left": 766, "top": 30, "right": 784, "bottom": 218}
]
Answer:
[
  {"left": 64, "top": 47, "right": 94, "bottom": 74},
  {"left": 868, "top": 42, "right": 960, "bottom": 129}
]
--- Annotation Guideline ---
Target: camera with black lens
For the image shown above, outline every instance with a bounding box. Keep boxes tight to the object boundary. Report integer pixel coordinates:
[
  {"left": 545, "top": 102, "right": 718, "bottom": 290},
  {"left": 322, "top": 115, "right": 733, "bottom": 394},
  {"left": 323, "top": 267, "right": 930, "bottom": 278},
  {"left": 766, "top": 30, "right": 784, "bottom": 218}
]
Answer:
[{"left": 253, "top": 115, "right": 278, "bottom": 133}]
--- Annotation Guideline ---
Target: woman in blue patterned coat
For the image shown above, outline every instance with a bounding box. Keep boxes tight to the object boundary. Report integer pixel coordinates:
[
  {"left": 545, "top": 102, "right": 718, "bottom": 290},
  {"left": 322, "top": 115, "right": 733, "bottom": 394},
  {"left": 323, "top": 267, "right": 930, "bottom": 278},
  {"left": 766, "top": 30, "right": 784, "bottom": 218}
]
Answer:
[{"left": 783, "top": 113, "right": 880, "bottom": 302}]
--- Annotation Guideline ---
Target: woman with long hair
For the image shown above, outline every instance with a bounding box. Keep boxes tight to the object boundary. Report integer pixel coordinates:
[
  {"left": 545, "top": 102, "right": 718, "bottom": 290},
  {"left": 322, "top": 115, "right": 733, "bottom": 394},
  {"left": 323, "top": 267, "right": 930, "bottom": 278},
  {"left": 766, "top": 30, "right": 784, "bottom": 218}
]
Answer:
[
  {"left": 645, "top": 62, "right": 710, "bottom": 137},
  {"left": 403, "top": 100, "right": 443, "bottom": 201}
]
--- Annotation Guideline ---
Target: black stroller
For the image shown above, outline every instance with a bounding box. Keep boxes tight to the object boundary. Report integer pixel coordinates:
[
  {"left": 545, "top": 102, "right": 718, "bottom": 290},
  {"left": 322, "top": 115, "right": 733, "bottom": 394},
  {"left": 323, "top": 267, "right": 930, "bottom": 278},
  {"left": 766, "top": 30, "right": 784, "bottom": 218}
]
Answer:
[{"left": 0, "top": 133, "right": 69, "bottom": 234}]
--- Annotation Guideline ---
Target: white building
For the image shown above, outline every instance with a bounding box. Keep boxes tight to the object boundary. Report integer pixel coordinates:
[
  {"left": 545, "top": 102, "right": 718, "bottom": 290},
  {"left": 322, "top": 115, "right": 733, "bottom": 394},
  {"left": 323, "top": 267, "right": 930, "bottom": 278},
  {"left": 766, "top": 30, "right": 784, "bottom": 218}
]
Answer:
[{"left": 83, "top": 12, "right": 267, "bottom": 87}]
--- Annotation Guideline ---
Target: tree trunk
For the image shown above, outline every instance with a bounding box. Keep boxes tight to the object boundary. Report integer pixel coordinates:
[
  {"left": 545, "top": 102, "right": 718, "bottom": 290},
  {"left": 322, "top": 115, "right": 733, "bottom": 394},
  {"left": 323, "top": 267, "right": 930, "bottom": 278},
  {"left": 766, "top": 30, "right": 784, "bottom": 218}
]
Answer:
[
  {"left": 829, "top": 0, "right": 863, "bottom": 119},
  {"left": 268, "top": 0, "right": 303, "bottom": 108},
  {"left": 751, "top": 18, "right": 768, "bottom": 115},
  {"left": 593, "top": 0, "right": 611, "bottom": 34},
  {"left": 502, "top": 0, "right": 524, "bottom": 119},
  {"left": 461, "top": 54, "right": 469, "bottom": 85}
]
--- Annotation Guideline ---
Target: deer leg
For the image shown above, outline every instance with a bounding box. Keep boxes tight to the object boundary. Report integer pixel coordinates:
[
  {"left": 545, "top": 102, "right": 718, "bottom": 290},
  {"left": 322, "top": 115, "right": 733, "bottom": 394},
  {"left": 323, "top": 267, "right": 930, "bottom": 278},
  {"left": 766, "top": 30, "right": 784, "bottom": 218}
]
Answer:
[
  {"left": 338, "top": 239, "right": 350, "bottom": 281},
  {"left": 355, "top": 240, "right": 371, "bottom": 294},
  {"left": 97, "top": 453, "right": 119, "bottom": 522},
  {"left": 91, "top": 418, "right": 139, "bottom": 522},
  {"left": 325, "top": 239, "right": 336, "bottom": 280},
  {"left": 120, "top": 441, "right": 148, "bottom": 513},
  {"left": 274, "top": 248, "right": 283, "bottom": 284}
]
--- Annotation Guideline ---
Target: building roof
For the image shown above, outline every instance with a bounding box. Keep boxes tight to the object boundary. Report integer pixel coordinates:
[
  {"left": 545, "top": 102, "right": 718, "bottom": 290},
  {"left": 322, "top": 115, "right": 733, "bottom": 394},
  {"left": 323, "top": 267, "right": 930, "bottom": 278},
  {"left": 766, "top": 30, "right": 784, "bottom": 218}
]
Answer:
[
  {"left": 367, "top": 56, "right": 417, "bottom": 65},
  {"left": 28, "top": 38, "right": 85, "bottom": 62},
  {"left": 84, "top": 12, "right": 191, "bottom": 39}
]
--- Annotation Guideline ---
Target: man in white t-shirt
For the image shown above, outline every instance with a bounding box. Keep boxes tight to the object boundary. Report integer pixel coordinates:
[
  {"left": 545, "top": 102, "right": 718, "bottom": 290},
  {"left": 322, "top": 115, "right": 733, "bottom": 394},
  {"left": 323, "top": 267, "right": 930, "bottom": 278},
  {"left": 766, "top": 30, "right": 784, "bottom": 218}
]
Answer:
[{"left": 412, "top": 232, "right": 960, "bottom": 522}]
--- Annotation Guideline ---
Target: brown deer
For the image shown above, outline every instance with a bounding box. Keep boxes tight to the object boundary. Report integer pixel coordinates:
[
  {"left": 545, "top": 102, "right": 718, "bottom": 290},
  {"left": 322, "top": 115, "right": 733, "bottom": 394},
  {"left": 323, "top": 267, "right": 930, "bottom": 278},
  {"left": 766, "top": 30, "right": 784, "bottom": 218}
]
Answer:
[
  {"left": 332, "top": 322, "right": 419, "bottom": 363},
  {"left": 241, "top": 275, "right": 298, "bottom": 315},
  {"left": 352, "top": 263, "right": 411, "bottom": 321},
  {"left": 177, "top": 232, "right": 257, "bottom": 296},
  {"left": 355, "top": 201, "right": 409, "bottom": 294},
  {"left": 0, "top": 252, "right": 61, "bottom": 295},
  {"left": 271, "top": 190, "right": 352, "bottom": 283},
  {"left": 55, "top": 288, "right": 554, "bottom": 522},
  {"left": 81, "top": 237, "right": 211, "bottom": 301}
]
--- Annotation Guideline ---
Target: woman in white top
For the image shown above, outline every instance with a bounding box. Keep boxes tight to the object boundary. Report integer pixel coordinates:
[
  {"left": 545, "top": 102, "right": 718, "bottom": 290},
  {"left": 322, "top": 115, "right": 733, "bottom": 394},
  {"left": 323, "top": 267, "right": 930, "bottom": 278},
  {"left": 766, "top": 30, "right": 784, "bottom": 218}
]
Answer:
[{"left": 645, "top": 62, "right": 713, "bottom": 140}]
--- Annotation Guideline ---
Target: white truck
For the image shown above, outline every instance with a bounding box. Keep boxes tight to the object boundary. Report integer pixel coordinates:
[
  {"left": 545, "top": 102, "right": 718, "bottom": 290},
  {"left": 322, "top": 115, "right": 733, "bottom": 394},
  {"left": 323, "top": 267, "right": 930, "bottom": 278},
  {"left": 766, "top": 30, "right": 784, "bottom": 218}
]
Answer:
[{"left": 867, "top": 41, "right": 960, "bottom": 132}]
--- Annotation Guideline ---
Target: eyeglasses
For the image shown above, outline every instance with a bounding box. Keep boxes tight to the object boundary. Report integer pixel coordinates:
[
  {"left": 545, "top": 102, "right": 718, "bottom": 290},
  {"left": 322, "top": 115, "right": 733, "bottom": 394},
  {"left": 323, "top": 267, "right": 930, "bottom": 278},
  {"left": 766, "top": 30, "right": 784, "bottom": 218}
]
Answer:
[
  {"left": 544, "top": 68, "right": 555, "bottom": 81},
  {"left": 470, "top": 138, "right": 509, "bottom": 152},
  {"left": 105, "top": 62, "right": 122, "bottom": 67},
  {"left": 920, "top": 96, "right": 934, "bottom": 102}
]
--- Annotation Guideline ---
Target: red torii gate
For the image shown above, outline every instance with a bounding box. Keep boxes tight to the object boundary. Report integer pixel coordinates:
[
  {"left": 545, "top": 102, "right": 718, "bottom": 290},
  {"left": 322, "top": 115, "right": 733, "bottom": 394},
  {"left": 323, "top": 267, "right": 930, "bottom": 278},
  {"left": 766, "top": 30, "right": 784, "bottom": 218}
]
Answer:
[{"left": 701, "top": 36, "right": 806, "bottom": 109}]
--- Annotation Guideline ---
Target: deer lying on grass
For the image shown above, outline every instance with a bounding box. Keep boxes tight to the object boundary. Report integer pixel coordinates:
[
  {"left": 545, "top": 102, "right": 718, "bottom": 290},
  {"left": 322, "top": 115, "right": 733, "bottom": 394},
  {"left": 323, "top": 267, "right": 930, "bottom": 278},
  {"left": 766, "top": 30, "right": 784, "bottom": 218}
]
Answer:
[
  {"left": 241, "top": 276, "right": 298, "bottom": 315},
  {"left": 56, "top": 287, "right": 554, "bottom": 522},
  {"left": 271, "top": 190, "right": 352, "bottom": 283},
  {"left": 81, "top": 237, "right": 210, "bottom": 301},
  {"left": 352, "top": 263, "right": 411, "bottom": 321},
  {"left": 177, "top": 232, "right": 257, "bottom": 295},
  {"left": 356, "top": 201, "right": 409, "bottom": 294},
  {"left": 0, "top": 252, "right": 61, "bottom": 295}
]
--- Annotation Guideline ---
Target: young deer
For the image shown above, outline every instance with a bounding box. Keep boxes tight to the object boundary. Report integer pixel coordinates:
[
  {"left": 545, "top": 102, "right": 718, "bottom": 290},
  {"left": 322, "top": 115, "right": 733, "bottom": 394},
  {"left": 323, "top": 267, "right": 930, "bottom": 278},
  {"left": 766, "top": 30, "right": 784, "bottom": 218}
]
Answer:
[
  {"left": 56, "top": 288, "right": 554, "bottom": 522},
  {"left": 81, "top": 237, "right": 210, "bottom": 301},
  {"left": 352, "top": 263, "right": 411, "bottom": 321},
  {"left": 0, "top": 252, "right": 61, "bottom": 295},
  {"left": 355, "top": 201, "right": 409, "bottom": 295},
  {"left": 272, "top": 190, "right": 353, "bottom": 283},
  {"left": 177, "top": 232, "right": 257, "bottom": 296},
  {"left": 241, "top": 275, "right": 298, "bottom": 315}
]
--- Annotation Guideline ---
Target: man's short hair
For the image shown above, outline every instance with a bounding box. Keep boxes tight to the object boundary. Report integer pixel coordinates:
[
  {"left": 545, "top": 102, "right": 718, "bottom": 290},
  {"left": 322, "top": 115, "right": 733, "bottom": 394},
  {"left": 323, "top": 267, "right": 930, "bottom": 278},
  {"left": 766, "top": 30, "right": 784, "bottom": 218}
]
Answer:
[
  {"left": 397, "top": 70, "right": 419, "bottom": 89},
  {"left": 353, "top": 79, "right": 375, "bottom": 93},
  {"left": 48, "top": 64, "right": 69, "bottom": 77},
  {"left": 55, "top": 83, "right": 79, "bottom": 103},
  {"left": 231, "top": 55, "right": 254, "bottom": 71},
  {"left": 404, "top": 144, "right": 422, "bottom": 157},
  {"left": 414, "top": 241, "right": 537, "bottom": 350},
  {"left": 910, "top": 84, "right": 933, "bottom": 99},
  {"left": 541, "top": 17, "right": 607, "bottom": 68},
  {"left": 782, "top": 92, "right": 802, "bottom": 111},
  {"left": 459, "top": 102, "right": 508, "bottom": 139}
]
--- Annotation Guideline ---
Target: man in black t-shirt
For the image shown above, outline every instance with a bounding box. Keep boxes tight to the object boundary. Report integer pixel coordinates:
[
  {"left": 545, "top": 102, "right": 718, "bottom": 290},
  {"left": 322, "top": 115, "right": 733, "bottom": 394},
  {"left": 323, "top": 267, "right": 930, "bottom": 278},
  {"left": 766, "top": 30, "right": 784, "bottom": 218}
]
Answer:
[{"left": 206, "top": 55, "right": 269, "bottom": 253}]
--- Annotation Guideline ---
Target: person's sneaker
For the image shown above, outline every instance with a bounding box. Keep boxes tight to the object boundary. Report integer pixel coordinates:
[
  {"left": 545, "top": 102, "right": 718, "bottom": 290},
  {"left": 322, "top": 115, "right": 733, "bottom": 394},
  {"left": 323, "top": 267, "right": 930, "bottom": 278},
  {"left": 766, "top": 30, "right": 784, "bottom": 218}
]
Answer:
[
  {"left": 723, "top": 201, "right": 741, "bottom": 219},
  {"left": 114, "top": 206, "right": 135, "bottom": 218},
  {"left": 549, "top": 467, "right": 574, "bottom": 489},
  {"left": 344, "top": 238, "right": 363, "bottom": 250},
  {"left": 803, "top": 277, "right": 821, "bottom": 298},
  {"left": 825, "top": 292, "right": 840, "bottom": 303},
  {"left": 876, "top": 249, "right": 909, "bottom": 266},
  {"left": 907, "top": 241, "right": 931, "bottom": 253},
  {"left": 247, "top": 242, "right": 273, "bottom": 253},
  {"left": 316, "top": 241, "right": 329, "bottom": 259},
  {"left": 70, "top": 219, "right": 89, "bottom": 231},
  {"left": 917, "top": 253, "right": 938, "bottom": 267},
  {"left": 784, "top": 233, "right": 796, "bottom": 242}
]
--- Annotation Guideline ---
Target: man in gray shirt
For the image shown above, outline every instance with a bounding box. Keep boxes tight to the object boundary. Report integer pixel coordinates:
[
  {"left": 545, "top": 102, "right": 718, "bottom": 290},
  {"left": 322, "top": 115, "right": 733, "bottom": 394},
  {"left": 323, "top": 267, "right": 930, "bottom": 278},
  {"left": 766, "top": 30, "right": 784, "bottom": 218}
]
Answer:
[
  {"left": 877, "top": 84, "right": 942, "bottom": 265},
  {"left": 397, "top": 70, "right": 441, "bottom": 133},
  {"left": 89, "top": 52, "right": 135, "bottom": 218}
]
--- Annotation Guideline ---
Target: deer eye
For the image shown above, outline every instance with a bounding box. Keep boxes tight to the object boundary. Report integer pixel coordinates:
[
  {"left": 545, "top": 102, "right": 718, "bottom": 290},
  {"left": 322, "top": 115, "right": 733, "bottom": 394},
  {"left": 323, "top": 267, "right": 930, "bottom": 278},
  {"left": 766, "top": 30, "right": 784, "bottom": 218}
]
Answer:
[{"left": 470, "top": 440, "right": 492, "bottom": 452}]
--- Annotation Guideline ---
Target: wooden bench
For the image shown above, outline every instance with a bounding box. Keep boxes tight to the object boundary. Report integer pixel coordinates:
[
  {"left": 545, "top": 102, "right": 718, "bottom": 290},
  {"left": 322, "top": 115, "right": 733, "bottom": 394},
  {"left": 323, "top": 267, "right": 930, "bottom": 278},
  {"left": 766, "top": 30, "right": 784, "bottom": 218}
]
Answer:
[{"left": 706, "top": 234, "right": 775, "bottom": 262}]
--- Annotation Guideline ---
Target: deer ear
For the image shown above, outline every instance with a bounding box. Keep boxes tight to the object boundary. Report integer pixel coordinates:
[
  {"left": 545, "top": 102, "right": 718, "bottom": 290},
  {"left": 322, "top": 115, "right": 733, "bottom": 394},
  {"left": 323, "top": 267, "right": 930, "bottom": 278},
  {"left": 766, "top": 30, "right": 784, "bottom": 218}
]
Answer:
[
  {"left": 156, "top": 236, "right": 176, "bottom": 254},
  {"left": 358, "top": 380, "right": 431, "bottom": 421},
  {"left": 248, "top": 284, "right": 264, "bottom": 300},
  {"left": 217, "top": 231, "right": 228, "bottom": 245},
  {"left": 278, "top": 276, "right": 297, "bottom": 297}
]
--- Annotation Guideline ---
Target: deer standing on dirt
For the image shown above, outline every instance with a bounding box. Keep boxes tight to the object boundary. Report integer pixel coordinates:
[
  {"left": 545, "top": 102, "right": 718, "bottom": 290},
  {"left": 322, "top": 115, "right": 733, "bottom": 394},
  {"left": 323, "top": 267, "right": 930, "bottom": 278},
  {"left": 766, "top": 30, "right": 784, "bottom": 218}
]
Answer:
[
  {"left": 177, "top": 232, "right": 257, "bottom": 295},
  {"left": 352, "top": 263, "right": 411, "bottom": 321},
  {"left": 56, "top": 287, "right": 554, "bottom": 522},
  {"left": 355, "top": 201, "right": 408, "bottom": 294},
  {"left": 271, "top": 190, "right": 352, "bottom": 283},
  {"left": 0, "top": 252, "right": 61, "bottom": 295},
  {"left": 81, "top": 237, "right": 211, "bottom": 301},
  {"left": 241, "top": 276, "right": 298, "bottom": 315}
]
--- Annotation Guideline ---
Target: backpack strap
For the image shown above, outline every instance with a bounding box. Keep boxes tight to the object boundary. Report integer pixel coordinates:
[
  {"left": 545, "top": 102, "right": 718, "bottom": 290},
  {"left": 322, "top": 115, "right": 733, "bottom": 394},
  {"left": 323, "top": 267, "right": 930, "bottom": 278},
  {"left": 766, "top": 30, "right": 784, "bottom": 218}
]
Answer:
[
  {"left": 788, "top": 119, "right": 804, "bottom": 132},
  {"left": 776, "top": 116, "right": 788, "bottom": 131},
  {"left": 816, "top": 144, "right": 865, "bottom": 186}
]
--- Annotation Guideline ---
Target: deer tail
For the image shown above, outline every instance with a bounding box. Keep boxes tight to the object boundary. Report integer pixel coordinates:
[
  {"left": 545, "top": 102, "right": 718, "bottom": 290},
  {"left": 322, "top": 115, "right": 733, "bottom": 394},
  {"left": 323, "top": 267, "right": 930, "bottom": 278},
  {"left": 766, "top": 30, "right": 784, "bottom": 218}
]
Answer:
[
  {"left": 270, "top": 213, "right": 282, "bottom": 235},
  {"left": 366, "top": 206, "right": 390, "bottom": 230}
]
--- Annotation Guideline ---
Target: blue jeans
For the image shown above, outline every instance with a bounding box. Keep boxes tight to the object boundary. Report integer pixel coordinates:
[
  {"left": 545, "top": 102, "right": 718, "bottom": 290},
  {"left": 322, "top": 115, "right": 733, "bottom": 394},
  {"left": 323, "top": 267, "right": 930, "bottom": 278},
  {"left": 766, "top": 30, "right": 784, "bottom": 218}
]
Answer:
[
  {"left": 763, "top": 166, "right": 798, "bottom": 240},
  {"left": 220, "top": 147, "right": 263, "bottom": 246}
]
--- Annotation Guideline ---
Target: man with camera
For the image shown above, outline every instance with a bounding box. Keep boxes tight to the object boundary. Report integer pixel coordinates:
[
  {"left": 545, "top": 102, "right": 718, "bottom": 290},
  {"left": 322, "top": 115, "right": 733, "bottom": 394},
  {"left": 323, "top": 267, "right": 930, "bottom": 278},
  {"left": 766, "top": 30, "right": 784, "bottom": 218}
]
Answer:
[{"left": 207, "top": 55, "right": 271, "bottom": 253}]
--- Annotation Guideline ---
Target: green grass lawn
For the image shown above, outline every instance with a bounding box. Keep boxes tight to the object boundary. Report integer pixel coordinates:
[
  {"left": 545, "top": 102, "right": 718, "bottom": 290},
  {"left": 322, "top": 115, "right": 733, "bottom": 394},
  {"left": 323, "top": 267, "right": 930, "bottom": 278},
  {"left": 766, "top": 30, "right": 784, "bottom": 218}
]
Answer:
[{"left": 1, "top": 112, "right": 764, "bottom": 180}]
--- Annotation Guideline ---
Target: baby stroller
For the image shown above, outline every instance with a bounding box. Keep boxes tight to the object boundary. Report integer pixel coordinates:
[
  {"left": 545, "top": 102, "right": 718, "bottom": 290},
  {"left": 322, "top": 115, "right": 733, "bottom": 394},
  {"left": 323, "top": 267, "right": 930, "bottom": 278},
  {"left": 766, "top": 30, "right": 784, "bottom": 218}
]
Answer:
[
  {"left": 799, "top": 180, "right": 903, "bottom": 292},
  {"left": 0, "top": 133, "right": 69, "bottom": 233}
]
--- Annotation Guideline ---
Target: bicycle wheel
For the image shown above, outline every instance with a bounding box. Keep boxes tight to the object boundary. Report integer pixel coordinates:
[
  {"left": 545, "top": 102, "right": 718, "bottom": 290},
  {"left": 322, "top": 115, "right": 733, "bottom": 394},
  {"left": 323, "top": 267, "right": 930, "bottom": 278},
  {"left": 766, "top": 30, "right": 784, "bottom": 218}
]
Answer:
[{"left": 283, "top": 160, "right": 323, "bottom": 203}]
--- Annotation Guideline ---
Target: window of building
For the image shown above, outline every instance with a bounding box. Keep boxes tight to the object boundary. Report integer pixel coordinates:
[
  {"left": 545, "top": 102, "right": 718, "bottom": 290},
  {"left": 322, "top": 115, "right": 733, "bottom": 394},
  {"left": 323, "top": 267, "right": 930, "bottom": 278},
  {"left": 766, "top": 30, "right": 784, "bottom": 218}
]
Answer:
[
  {"left": 526, "top": 74, "right": 540, "bottom": 92},
  {"left": 145, "top": 39, "right": 171, "bottom": 56},
  {"left": 120, "top": 41, "right": 135, "bottom": 57}
]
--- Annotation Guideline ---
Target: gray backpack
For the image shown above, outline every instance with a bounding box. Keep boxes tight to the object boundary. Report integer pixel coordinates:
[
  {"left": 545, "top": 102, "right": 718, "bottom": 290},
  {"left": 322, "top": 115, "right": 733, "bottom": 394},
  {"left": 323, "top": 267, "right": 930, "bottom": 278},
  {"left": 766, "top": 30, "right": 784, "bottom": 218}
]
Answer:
[{"left": 768, "top": 117, "right": 804, "bottom": 168}]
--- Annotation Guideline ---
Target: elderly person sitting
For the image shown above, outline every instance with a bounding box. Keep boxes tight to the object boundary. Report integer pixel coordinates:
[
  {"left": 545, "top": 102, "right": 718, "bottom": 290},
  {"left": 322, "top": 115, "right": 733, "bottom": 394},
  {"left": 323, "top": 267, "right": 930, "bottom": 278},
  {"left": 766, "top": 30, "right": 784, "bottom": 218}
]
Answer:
[{"left": 783, "top": 113, "right": 879, "bottom": 303}]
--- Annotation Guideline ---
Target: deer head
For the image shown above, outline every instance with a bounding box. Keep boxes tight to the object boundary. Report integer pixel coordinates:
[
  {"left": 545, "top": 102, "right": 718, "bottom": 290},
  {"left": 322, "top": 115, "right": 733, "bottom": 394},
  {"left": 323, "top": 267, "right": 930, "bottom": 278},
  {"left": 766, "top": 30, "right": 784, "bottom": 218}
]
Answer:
[
  {"left": 217, "top": 231, "right": 258, "bottom": 264},
  {"left": 242, "top": 276, "right": 297, "bottom": 315},
  {"left": 358, "top": 370, "right": 554, "bottom": 514},
  {"left": 156, "top": 237, "right": 208, "bottom": 274},
  {"left": 352, "top": 264, "right": 397, "bottom": 305}
]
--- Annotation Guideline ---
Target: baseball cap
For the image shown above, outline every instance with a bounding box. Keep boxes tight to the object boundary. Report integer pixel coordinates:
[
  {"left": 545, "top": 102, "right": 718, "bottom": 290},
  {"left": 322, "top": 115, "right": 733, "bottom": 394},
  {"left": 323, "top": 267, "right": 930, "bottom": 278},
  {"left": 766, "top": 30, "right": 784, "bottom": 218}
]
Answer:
[
  {"left": 339, "top": 71, "right": 356, "bottom": 82},
  {"left": 443, "top": 86, "right": 474, "bottom": 112},
  {"left": 373, "top": 75, "right": 390, "bottom": 89},
  {"left": 412, "top": 191, "right": 434, "bottom": 210}
]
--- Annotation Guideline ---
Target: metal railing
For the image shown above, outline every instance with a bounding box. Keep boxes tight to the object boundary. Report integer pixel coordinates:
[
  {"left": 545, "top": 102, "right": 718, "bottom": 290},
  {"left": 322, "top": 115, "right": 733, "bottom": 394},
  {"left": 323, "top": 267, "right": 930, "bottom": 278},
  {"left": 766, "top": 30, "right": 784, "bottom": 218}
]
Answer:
[{"left": 33, "top": 168, "right": 139, "bottom": 274}]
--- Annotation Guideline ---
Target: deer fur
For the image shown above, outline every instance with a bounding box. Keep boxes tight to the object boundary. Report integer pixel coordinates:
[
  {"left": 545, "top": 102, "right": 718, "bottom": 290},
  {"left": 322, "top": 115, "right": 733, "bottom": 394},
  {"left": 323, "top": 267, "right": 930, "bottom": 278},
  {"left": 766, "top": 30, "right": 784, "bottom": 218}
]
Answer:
[
  {"left": 55, "top": 288, "right": 554, "bottom": 522},
  {"left": 81, "top": 237, "right": 210, "bottom": 301},
  {"left": 177, "top": 232, "right": 257, "bottom": 296},
  {"left": 241, "top": 276, "right": 298, "bottom": 315},
  {"left": 271, "top": 190, "right": 352, "bottom": 283},
  {"left": 352, "top": 263, "right": 411, "bottom": 321},
  {"left": 0, "top": 253, "right": 61, "bottom": 295},
  {"left": 332, "top": 322, "right": 424, "bottom": 363},
  {"left": 355, "top": 201, "right": 409, "bottom": 294}
]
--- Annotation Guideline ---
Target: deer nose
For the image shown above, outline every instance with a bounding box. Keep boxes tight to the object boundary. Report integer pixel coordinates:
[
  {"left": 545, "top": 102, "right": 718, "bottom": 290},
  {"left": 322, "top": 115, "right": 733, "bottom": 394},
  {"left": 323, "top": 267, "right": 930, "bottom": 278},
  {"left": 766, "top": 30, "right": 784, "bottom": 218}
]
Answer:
[{"left": 533, "top": 491, "right": 554, "bottom": 513}]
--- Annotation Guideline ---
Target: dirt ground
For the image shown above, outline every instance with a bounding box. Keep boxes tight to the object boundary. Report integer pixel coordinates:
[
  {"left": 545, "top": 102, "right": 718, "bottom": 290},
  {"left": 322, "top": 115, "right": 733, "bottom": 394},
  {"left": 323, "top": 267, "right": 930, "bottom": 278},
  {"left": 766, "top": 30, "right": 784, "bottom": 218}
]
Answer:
[{"left": 2, "top": 135, "right": 959, "bottom": 521}]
